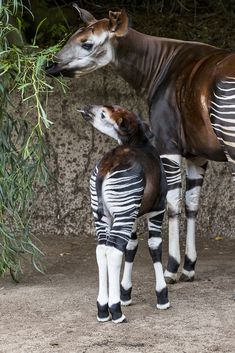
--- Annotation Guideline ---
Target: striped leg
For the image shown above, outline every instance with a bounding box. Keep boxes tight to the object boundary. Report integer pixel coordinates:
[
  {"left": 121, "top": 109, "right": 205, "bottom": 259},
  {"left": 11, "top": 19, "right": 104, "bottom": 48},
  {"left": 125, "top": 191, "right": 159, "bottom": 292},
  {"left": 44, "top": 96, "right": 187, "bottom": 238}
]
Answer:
[
  {"left": 120, "top": 221, "right": 138, "bottom": 306},
  {"left": 106, "top": 245, "right": 126, "bottom": 323},
  {"left": 104, "top": 168, "right": 145, "bottom": 323},
  {"left": 107, "top": 216, "right": 137, "bottom": 323},
  {"left": 210, "top": 77, "right": 235, "bottom": 181},
  {"left": 90, "top": 167, "right": 111, "bottom": 321},
  {"left": 96, "top": 244, "right": 109, "bottom": 322},
  {"left": 161, "top": 154, "right": 182, "bottom": 284},
  {"left": 147, "top": 210, "right": 170, "bottom": 309},
  {"left": 94, "top": 214, "right": 112, "bottom": 322},
  {"left": 179, "top": 157, "right": 207, "bottom": 282}
]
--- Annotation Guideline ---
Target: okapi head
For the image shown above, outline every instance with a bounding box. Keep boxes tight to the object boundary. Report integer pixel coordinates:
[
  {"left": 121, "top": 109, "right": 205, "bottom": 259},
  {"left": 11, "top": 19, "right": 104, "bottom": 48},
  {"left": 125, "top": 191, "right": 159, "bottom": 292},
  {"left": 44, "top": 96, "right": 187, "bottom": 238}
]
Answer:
[
  {"left": 77, "top": 105, "right": 153, "bottom": 145},
  {"left": 45, "top": 5, "right": 129, "bottom": 77}
]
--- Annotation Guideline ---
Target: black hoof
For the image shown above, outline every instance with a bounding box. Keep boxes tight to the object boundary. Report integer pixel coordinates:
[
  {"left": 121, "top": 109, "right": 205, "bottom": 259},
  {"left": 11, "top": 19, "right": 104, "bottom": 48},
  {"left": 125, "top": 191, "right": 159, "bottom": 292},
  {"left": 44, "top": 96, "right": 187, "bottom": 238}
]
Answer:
[
  {"left": 120, "top": 285, "right": 132, "bottom": 305},
  {"left": 97, "top": 302, "right": 110, "bottom": 322},
  {"left": 156, "top": 287, "right": 169, "bottom": 306},
  {"left": 165, "top": 276, "right": 177, "bottom": 285},
  {"left": 109, "top": 302, "right": 124, "bottom": 322},
  {"left": 179, "top": 273, "right": 195, "bottom": 282},
  {"left": 112, "top": 315, "right": 127, "bottom": 323}
]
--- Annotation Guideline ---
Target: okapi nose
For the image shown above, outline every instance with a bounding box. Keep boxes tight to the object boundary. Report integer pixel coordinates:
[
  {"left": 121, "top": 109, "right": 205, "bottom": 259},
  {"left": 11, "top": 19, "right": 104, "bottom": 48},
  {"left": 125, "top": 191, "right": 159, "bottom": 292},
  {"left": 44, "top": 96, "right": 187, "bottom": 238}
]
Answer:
[
  {"left": 77, "top": 106, "right": 94, "bottom": 120},
  {"left": 77, "top": 108, "right": 86, "bottom": 114},
  {"left": 45, "top": 61, "right": 58, "bottom": 75}
]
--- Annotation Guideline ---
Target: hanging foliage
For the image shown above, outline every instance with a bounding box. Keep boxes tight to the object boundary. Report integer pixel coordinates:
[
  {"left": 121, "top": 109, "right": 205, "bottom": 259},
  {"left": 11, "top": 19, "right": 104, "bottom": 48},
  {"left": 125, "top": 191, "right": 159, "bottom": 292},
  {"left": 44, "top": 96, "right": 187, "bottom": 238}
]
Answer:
[{"left": 0, "top": 0, "right": 65, "bottom": 280}]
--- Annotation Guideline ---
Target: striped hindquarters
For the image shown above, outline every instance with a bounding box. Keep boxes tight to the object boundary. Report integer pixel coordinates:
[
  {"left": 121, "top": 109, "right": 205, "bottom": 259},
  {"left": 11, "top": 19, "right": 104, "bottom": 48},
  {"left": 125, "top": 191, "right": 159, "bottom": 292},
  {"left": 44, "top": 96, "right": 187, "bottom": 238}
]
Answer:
[
  {"left": 160, "top": 155, "right": 181, "bottom": 190},
  {"left": 102, "top": 168, "right": 145, "bottom": 250},
  {"left": 210, "top": 77, "right": 235, "bottom": 180}
]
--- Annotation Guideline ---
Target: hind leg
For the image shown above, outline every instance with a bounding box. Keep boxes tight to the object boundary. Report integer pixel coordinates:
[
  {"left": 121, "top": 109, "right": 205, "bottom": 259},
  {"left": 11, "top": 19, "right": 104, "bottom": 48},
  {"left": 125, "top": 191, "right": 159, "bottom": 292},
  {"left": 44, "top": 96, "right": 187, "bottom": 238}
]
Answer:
[
  {"left": 179, "top": 157, "right": 208, "bottom": 282},
  {"left": 147, "top": 209, "right": 170, "bottom": 309},
  {"left": 161, "top": 154, "right": 182, "bottom": 284},
  {"left": 106, "top": 216, "right": 138, "bottom": 323},
  {"left": 96, "top": 243, "right": 109, "bottom": 322},
  {"left": 95, "top": 216, "right": 112, "bottom": 322},
  {"left": 120, "top": 221, "right": 138, "bottom": 306},
  {"left": 106, "top": 245, "right": 126, "bottom": 323},
  {"left": 101, "top": 168, "right": 144, "bottom": 322},
  {"left": 90, "top": 169, "right": 111, "bottom": 321},
  {"left": 94, "top": 214, "right": 112, "bottom": 322}
]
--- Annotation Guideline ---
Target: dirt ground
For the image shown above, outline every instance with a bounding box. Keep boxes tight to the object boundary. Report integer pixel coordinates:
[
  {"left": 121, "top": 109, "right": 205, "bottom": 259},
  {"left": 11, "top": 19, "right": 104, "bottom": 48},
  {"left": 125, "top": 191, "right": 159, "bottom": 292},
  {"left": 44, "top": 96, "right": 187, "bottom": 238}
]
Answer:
[{"left": 0, "top": 234, "right": 234, "bottom": 353}]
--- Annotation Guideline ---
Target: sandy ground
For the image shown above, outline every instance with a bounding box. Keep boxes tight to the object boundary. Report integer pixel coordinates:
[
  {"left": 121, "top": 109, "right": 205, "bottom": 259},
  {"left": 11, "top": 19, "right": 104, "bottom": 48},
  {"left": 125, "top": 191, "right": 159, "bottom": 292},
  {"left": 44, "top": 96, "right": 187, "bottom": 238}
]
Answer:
[{"left": 0, "top": 234, "right": 234, "bottom": 353}]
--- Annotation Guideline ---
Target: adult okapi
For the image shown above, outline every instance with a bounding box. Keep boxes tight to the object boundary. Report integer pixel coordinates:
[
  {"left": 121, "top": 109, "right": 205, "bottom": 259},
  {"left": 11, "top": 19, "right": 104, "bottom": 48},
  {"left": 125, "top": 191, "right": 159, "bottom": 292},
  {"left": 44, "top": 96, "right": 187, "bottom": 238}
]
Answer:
[{"left": 46, "top": 5, "right": 235, "bottom": 284}]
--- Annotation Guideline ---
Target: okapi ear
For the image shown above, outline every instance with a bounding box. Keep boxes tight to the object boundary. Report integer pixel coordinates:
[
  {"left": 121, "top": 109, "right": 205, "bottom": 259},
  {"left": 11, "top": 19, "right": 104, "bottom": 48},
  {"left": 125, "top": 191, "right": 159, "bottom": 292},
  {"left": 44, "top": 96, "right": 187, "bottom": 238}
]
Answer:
[
  {"left": 117, "top": 116, "right": 128, "bottom": 131},
  {"left": 109, "top": 10, "right": 129, "bottom": 37},
  {"left": 72, "top": 3, "right": 96, "bottom": 25},
  {"left": 142, "top": 122, "right": 154, "bottom": 140},
  {"left": 117, "top": 117, "right": 124, "bottom": 127}
]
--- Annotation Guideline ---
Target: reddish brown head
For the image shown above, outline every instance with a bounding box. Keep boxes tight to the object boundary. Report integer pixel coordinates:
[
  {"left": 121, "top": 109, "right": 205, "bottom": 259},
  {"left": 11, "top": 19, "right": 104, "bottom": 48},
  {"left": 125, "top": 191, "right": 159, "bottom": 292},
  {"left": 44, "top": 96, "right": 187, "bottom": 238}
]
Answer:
[
  {"left": 45, "top": 6, "right": 129, "bottom": 77},
  {"left": 77, "top": 105, "right": 153, "bottom": 145}
]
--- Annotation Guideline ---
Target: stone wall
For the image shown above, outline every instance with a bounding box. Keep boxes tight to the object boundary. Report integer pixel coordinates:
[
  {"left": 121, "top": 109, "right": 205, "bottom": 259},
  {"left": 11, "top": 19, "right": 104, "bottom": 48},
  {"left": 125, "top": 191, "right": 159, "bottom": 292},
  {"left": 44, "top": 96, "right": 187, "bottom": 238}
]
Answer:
[{"left": 32, "top": 69, "right": 235, "bottom": 238}]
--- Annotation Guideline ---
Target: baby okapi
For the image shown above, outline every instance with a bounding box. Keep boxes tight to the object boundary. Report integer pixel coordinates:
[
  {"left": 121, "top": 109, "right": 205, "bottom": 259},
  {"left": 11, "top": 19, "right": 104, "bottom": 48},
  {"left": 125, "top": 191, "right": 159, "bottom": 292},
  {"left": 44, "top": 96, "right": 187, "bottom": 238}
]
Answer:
[{"left": 78, "top": 105, "right": 169, "bottom": 323}]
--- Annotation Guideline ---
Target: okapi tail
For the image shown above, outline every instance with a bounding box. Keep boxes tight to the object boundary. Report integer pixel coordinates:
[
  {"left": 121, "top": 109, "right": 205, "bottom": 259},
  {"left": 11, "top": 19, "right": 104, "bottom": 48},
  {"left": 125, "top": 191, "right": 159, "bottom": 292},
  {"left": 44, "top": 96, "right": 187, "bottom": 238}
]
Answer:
[{"left": 95, "top": 172, "right": 105, "bottom": 220}]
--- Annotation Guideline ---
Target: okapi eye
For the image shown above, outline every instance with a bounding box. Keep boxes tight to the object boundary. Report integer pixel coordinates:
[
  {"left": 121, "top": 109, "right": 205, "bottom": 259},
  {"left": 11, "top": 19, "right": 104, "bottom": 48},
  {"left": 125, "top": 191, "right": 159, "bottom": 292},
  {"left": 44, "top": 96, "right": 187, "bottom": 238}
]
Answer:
[
  {"left": 101, "top": 111, "right": 105, "bottom": 119},
  {"left": 81, "top": 42, "right": 93, "bottom": 51}
]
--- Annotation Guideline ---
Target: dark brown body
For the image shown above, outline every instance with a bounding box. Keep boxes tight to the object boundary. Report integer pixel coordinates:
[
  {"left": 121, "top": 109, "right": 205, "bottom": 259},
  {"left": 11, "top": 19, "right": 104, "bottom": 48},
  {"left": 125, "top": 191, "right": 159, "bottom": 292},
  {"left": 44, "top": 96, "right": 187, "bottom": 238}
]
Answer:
[{"left": 114, "top": 29, "right": 234, "bottom": 160}]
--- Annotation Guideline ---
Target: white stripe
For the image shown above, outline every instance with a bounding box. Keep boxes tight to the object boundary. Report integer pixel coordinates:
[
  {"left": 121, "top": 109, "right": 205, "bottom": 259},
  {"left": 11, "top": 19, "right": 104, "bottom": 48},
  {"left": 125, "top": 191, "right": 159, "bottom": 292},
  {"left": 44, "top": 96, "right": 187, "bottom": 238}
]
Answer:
[
  {"left": 210, "top": 113, "right": 235, "bottom": 124},
  {"left": 211, "top": 106, "right": 235, "bottom": 115},
  {"left": 214, "top": 92, "right": 235, "bottom": 100},
  {"left": 165, "top": 167, "right": 181, "bottom": 174},
  {"left": 217, "top": 86, "right": 235, "bottom": 92},
  {"left": 166, "top": 175, "right": 181, "bottom": 182},
  {"left": 148, "top": 238, "right": 162, "bottom": 249},
  {"left": 212, "top": 123, "right": 235, "bottom": 131},
  {"left": 222, "top": 76, "right": 235, "bottom": 81},
  {"left": 212, "top": 125, "right": 235, "bottom": 137},
  {"left": 147, "top": 210, "right": 165, "bottom": 218},
  {"left": 106, "top": 168, "right": 133, "bottom": 178},
  {"left": 160, "top": 154, "right": 181, "bottom": 162},
  {"left": 217, "top": 136, "right": 235, "bottom": 148},
  {"left": 211, "top": 101, "right": 235, "bottom": 109}
]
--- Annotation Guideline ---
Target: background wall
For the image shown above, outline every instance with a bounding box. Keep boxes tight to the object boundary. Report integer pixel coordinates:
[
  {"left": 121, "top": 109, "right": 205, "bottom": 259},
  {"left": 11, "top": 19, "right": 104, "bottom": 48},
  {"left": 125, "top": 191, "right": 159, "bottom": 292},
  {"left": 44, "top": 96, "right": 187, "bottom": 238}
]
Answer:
[{"left": 31, "top": 68, "right": 235, "bottom": 239}]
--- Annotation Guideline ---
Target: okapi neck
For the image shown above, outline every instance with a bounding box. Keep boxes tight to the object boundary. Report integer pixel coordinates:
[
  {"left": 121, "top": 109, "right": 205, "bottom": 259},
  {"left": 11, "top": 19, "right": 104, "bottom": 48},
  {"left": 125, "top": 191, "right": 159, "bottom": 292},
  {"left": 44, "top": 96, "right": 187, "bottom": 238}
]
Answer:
[
  {"left": 119, "top": 131, "right": 151, "bottom": 147},
  {"left": 113, "top": 28, "right": 181, "bottom": 101}
]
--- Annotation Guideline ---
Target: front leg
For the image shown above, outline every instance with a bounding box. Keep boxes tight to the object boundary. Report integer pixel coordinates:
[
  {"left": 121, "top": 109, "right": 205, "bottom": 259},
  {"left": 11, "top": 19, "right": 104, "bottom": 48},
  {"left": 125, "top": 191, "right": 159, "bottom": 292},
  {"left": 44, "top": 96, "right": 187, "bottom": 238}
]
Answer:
[
  {"left": 161, "top": 154, "right": 182, "bottom": 284},
  {"left": 179, "top": 157, "right": 207, "bottom": 282}
]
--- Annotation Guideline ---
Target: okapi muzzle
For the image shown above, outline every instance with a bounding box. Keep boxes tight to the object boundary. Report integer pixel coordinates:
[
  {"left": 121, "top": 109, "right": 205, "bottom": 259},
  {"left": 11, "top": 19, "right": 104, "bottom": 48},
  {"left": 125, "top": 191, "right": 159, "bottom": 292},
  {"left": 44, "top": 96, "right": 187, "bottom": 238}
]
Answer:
[{"left": 45, "top": 60, "right": 73, "bottom": 77}]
